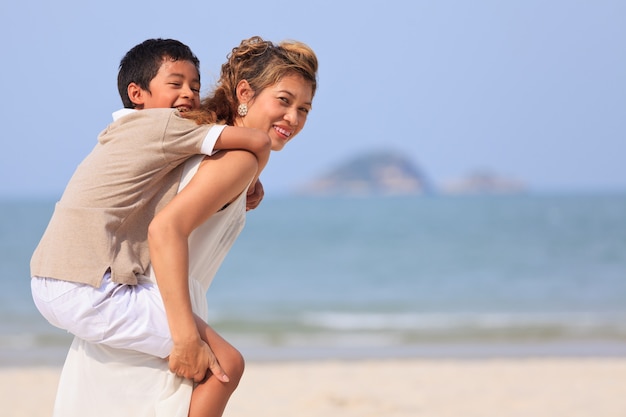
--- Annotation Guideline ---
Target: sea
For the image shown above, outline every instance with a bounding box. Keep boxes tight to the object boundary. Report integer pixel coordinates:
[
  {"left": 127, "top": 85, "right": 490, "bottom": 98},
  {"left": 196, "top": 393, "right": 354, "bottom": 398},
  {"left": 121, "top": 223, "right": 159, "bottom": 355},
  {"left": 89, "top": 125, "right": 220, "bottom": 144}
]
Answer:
[{"left": 1, "top": 192, "right": 626, "bottom": 366}]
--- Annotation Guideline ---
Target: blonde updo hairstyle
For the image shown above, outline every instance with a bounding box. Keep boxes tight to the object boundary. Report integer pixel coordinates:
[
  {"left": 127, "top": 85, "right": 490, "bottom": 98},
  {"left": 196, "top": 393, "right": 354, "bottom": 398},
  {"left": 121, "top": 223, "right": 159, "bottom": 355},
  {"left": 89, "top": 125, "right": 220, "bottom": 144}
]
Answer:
[{"left": 187, "top": 36, "right": 318, "bottom": 125}]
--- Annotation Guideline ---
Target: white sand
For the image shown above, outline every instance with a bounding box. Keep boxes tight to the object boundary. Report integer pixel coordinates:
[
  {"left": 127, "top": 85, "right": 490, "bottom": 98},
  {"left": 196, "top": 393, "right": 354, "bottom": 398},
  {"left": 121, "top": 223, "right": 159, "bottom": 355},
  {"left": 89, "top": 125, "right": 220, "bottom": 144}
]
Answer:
[{"left": 4, "top": 358, "right": 626, "bottom": 417}]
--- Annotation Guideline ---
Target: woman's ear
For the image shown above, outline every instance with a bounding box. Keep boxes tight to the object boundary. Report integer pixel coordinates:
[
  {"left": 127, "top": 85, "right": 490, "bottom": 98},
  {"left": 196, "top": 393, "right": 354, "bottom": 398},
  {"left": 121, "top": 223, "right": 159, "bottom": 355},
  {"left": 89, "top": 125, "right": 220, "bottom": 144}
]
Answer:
[
  {"left": 127, "top": 83, "right": 146, "bottom": 109},
  {"left": 236, "top": 80, "right": 253, "bottom": 104}
]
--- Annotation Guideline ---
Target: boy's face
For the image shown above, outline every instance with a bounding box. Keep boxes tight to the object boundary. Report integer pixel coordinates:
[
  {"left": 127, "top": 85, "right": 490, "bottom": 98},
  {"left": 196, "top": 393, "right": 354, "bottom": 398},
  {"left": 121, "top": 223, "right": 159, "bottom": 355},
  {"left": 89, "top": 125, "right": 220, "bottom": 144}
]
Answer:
[{"left": 136, "top": 59, "right": 201, "bottom": 111}]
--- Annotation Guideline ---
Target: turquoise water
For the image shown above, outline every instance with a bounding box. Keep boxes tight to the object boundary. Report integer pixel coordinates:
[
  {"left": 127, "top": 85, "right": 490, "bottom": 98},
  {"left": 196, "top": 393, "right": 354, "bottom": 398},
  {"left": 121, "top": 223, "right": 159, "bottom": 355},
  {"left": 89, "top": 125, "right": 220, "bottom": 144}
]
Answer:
[{"left": 1, "top": 193, "right": 625, "bottom": 364}]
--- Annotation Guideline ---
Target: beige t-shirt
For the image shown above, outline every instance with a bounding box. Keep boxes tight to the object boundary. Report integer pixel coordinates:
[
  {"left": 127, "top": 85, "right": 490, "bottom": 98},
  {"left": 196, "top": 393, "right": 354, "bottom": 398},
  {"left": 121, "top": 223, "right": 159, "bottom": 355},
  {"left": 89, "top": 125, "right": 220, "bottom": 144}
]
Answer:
[{"left": 31, "top": 108, "right": 224, "bottom": 286}]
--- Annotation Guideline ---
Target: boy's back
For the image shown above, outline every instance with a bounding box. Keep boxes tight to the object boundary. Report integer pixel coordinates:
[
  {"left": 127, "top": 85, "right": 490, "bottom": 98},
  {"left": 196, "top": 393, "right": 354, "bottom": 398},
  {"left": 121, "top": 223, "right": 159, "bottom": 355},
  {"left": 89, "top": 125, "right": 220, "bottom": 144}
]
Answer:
[{"left": 30, "top": 108, "right": 219, "bottom": 287}]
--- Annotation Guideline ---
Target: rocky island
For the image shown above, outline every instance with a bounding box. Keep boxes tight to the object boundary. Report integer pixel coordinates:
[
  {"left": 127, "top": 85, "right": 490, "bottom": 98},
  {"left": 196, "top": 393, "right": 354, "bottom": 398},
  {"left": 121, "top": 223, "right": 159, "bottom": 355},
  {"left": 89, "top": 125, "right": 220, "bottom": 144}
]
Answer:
[
  {"left": 440, "top": 170, "right": 527, "bottom": 194},
  {"left": 295, "top": 150, "right": 433, "bottom": 196},
  {"left": 294, "top": 150, "right": 527, "bottom": 197}
]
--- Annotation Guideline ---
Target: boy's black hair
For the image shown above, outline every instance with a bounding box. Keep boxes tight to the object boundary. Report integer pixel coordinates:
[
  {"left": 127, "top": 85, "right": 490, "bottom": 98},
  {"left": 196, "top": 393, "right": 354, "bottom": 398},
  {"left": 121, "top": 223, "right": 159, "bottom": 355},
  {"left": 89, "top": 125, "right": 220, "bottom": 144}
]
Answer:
[{"left": 117, "top": 38, "right": 201, "bottom": 108}]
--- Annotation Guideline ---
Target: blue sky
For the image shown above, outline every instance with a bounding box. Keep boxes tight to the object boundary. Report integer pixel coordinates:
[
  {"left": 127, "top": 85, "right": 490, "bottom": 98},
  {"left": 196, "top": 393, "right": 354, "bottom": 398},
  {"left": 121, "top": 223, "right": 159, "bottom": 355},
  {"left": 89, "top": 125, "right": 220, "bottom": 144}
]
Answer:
[{"left": 1, "top": 0, "right": 624, "bottom": 197}]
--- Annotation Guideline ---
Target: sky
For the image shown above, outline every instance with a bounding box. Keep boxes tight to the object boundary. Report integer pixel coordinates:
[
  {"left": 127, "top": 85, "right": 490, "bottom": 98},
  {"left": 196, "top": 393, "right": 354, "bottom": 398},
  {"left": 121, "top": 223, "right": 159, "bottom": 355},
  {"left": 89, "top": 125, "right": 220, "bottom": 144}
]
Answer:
[{"left": 1, "top": 0, "right": 625, "bottom": 197}]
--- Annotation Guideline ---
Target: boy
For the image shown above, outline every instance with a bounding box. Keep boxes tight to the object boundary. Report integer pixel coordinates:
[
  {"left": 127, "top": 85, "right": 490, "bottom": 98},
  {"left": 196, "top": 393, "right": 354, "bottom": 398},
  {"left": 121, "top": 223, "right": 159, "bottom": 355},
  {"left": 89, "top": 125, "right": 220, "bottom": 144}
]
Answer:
[
  {"left": 31, "top": 39, "right": 268, "bottom": 386},
  {"left": 116, "top": 38, "right": 264, "bottom": 210}
]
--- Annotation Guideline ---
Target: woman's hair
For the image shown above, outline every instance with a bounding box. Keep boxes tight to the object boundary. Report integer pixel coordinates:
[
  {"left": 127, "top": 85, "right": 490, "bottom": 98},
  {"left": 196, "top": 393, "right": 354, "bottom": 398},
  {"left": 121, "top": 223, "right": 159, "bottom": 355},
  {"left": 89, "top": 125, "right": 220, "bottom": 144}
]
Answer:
[{"left": 187, "top": 36, "right": 318, "bottom": 125}]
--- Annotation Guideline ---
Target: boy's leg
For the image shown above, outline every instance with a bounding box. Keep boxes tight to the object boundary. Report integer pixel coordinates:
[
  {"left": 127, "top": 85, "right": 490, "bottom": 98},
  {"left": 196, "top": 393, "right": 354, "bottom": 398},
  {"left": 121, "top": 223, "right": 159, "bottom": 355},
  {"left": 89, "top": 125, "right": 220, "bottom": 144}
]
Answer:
[
  {"left": 188, "top": 316, "right": 245, "bottom": 417},
  {"left": 31, "top": 150, "right": 259, "bottom": 364},
  {"left": 31, "top": 272, "right": 172, "bottom": 358}
]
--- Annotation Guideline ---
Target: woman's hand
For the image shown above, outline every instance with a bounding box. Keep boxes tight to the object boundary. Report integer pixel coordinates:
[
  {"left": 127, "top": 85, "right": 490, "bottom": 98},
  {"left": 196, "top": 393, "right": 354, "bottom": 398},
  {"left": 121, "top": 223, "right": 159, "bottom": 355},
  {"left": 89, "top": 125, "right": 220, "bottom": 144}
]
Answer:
[{"left": 168, "top": 337, "right": 230, "bottom": 383}]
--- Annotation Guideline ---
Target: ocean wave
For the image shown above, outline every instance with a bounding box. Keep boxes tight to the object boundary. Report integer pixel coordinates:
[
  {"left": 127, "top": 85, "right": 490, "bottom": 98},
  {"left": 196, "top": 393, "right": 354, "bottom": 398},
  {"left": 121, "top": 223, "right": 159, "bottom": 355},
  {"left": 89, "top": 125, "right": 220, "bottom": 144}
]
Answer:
[
  {"left": 299, "top": 311, "right": 626, "bottom": 333},
  {"left": 206, "top": 310, "right": 626, "bottom": 342},
  {"left": 302, "top": 311, "right": 626, "bottom": 331}
]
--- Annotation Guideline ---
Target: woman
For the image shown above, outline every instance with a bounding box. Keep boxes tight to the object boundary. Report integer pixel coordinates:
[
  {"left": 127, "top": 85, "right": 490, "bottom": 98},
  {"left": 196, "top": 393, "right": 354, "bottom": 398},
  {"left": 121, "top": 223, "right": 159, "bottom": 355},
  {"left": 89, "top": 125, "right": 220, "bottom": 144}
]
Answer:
[{"left": 51, "top": 36, "right": 318, "bottom": 417}]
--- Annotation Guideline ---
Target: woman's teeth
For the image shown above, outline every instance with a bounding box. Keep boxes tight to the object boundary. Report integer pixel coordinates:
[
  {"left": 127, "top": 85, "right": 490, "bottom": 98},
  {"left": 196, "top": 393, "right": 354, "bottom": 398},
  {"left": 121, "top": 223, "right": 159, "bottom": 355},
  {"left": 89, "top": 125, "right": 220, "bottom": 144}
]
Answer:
[{"left": 274, "top": 126, "right": 291, "bottom": 137}]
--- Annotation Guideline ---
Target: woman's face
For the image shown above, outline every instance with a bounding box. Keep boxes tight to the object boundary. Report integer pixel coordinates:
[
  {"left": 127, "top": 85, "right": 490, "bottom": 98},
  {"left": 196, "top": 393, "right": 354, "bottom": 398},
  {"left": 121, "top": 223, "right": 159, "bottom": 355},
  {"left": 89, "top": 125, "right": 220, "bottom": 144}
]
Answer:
[{"left": 243, "top": 74, "right": 314, "bottom": 151}]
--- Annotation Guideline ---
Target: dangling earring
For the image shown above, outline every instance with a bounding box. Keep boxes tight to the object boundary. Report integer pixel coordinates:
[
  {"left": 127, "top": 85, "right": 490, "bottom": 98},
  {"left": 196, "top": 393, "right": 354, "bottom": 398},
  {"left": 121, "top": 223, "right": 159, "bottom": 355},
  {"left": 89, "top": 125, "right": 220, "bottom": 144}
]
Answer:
[{"left": 237, "top": 103, "right": 248, "bottom": 117}]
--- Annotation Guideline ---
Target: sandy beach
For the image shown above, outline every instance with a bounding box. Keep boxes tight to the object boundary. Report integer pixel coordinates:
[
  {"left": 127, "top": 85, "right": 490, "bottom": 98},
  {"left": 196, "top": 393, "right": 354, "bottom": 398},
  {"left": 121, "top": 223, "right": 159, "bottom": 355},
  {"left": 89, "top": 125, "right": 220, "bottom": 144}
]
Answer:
[{"left": 5, "top": 357, "right": 626, "bottom": 417}]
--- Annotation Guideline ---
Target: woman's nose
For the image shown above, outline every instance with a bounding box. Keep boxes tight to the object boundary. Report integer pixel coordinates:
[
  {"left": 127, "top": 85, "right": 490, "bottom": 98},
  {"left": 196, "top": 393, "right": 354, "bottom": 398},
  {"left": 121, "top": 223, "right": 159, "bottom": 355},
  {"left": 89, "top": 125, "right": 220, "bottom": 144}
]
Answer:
[{"left": 285, "top": 109, "right": 299, "bottom": 126}]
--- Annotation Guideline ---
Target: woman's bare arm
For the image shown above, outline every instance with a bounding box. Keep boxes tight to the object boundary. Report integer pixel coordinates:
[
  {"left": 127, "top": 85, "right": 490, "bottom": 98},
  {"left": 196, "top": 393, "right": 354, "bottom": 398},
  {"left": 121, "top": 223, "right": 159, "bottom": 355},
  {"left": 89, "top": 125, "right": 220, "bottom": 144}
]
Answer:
[{"left": 148, "top": 150, "right": 258, "bottom": 383}]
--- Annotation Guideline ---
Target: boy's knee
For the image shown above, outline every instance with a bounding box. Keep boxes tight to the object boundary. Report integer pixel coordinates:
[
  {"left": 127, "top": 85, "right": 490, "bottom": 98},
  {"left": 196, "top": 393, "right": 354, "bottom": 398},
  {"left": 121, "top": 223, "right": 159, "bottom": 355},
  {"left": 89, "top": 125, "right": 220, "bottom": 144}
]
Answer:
[{"left": 225, "top": 348, "right": 245, "bottom": 386}]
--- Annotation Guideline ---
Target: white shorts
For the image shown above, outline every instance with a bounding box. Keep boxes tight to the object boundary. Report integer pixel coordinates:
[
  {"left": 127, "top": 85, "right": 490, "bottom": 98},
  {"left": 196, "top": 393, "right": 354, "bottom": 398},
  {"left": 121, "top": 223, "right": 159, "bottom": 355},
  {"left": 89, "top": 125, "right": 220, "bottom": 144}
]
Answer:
[{"left": 31, "top": 272, "right": 172, "bottom": 358}]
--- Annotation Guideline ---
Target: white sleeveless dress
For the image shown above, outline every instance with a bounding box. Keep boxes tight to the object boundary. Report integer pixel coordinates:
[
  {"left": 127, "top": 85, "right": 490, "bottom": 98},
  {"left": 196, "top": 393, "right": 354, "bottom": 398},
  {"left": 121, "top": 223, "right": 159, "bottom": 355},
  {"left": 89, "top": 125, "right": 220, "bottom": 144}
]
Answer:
[{"left": 52, "top": 155, "right": 247, "bottom": 417}]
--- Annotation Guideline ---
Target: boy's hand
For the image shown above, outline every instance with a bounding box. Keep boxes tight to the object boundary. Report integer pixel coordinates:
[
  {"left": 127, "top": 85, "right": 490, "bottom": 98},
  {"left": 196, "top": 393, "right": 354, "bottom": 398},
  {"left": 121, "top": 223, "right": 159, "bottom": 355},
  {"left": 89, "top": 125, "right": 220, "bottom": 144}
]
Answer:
[
  {"left": 168, "top": 339, "right": 229, "bottom": 383},
  {"left": 246, "top": 179, "right": 264, "bottom": 211}
]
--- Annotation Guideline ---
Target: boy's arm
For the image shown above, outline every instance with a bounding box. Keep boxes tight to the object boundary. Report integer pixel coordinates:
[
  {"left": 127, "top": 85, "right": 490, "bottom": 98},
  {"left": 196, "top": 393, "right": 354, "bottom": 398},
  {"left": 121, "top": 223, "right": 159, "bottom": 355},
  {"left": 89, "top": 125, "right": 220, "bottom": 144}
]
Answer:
[{"left": 213, "top": 126, "right": 271, "bottom": 173}]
